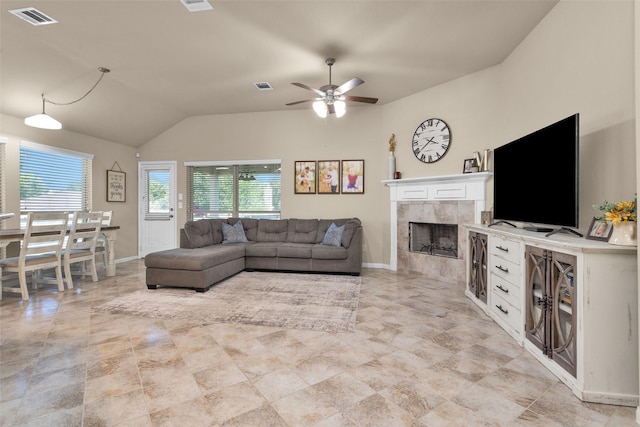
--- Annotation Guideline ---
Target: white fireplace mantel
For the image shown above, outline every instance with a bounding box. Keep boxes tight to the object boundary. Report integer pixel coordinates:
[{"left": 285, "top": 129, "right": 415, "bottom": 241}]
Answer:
[{"left": 382, "top": 172, "right": 492, "bottom": 270}]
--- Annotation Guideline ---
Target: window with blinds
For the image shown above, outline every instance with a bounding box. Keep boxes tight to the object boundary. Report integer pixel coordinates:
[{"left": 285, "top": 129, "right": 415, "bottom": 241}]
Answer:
[
  {"left": 19, "top": 141, "right": 93, "bottom": 215},
  {"left": 186, "top": 162, "right": 281, "bottom": 220}
]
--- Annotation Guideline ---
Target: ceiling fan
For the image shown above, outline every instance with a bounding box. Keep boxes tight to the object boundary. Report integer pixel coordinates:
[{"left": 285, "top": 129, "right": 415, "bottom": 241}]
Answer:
[{"left": 286, "top": 58, "right": 378, "bottom": 117}]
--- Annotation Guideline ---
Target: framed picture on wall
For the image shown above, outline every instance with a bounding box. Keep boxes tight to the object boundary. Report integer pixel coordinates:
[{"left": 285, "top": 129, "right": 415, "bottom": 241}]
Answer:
[
  {"left": 318, "top": 160, "right": 340, "bottom": 194},
  {"left": 341, "top": 160, "right": 364, "bottom": 194},
  {"left": 106, "top": 169, "right": 126, "bottom": 202},
  {"left": 294, "top": 161, "right": 316, "bottom": 194}
]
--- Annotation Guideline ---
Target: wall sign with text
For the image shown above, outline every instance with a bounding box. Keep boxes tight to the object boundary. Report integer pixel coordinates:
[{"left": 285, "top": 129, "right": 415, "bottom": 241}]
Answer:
[{"left": 107, "top": 169, "right": 126, "bottom": 202}]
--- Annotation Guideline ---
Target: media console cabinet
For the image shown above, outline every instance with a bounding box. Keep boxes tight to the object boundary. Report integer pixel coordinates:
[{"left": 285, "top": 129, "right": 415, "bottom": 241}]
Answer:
[{"left": 465, "top": 224, "right": 638, "bottom": 407}]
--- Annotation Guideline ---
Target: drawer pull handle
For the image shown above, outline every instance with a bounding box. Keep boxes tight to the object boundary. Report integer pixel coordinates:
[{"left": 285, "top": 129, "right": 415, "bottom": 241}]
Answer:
[
  {"left": 496, "top": 245, "right": 509, "bottom": 252},
  {"left": 497, "top": 284, "right": 509, "bottom": 293},
  {"left": 496, "top": 265, "right": 509, "bottom": 273},
  {"left": 496, "top": 304, "right": 508, "bottom": 314}
]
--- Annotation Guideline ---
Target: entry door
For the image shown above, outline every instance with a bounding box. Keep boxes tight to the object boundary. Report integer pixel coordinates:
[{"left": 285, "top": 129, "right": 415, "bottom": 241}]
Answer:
[{"left": 138, "top": 161, "right": 177, "bottom": 257}]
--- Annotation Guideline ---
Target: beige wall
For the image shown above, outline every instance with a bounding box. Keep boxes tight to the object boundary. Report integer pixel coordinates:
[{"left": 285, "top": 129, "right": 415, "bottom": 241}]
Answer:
[
  {"left": 143, "top": 0, "right": 636, "bottom": 266},
  {"left": 1, "top": 0, "right": 636, "bottom": 267},
  {"left": 0, "top": 114, "right": 139, "bottom": 260}
]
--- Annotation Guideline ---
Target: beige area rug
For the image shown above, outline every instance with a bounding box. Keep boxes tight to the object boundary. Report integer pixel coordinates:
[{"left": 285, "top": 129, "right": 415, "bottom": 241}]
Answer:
[{"left": 92, "top": 271, "right": 361, "bottom": 332}]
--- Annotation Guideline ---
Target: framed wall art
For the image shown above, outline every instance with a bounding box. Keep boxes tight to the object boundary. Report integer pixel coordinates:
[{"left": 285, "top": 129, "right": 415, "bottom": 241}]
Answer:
[
  {"left": 107, "top": 165, "right": 126, "bottom": 202},
  {"left": 318, "top": 160, "right": 340, "bottom": 194},
  {"left": 294, "top": 161, "right": 316, "bottom": 194},
  {"left": 341, "top": 160, "right": 364, "bottom": 194}
]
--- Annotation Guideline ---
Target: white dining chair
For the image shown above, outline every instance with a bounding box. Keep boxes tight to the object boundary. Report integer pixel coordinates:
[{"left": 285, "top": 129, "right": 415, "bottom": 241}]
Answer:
[
  {"left": 0, "top": 212, "right": 68, "bottom": 300},
  {"left": 95, "top": 210, "right": 112, "bottom": 268},
  {"left": 62, "top": 211, "right": 103, "bottom": 289}
]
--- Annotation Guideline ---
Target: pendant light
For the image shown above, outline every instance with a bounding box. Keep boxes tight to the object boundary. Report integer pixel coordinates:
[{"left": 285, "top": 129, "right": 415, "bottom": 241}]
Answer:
[{"left": 24, "top": 67, "right": 110, "bottom": 130}]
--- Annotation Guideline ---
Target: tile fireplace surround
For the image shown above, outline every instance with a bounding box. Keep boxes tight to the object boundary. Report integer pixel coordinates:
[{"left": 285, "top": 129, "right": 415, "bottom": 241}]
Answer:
[{"left": 383, "top": 172, "right": 492, "bottom": 285}]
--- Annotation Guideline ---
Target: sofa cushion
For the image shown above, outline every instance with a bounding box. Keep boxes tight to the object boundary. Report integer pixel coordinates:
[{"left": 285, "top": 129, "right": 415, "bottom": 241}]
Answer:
[
  {"left": 286, "top": 219, "right": 319, "bottom": 244},
  {"left": 244, "top": 242, "right": 278, "bottom": 257},
  {"left": 207, "top": 219, "right": 227, "bottom": 244},
  {"left": 277, "top": 243, "right": 313, "bottom": 259},
  {"left": 228, "top": 218, "right": 258, "bottom": 241},
  {"left": 316, "top": 218, "right": 360, "bottom": 248},
  {"left": 321, "top": 223, "right": 345, "bottom": 247},
  {"left": 184, "top": 220, "right": 213, "bottom": 248},
  {"left": 256, "top": 219, "right": 288, "bottom": 242},
  {"left": 311, "top": 244, "right": 348, "bottom": 260},
  {"left": 144, "top": 246, "right": 245, "bottom": 271},
  {"left": 222, "top": 221, "right": 249, "bottom": 243}
]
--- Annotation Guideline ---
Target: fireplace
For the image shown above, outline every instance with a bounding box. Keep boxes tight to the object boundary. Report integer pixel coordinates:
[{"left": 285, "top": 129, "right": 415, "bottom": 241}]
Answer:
[
  {"left": 409, "top": 222, "right": 458, "bottom": 258},
  {"left": 384, "top": 173, "right": 491, "bottom": 285}
]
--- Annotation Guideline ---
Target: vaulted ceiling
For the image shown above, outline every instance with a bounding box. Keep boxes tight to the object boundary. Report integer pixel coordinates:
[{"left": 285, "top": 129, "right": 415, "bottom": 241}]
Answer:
[{"left": 0, "top": 0, "right": 558, "bottom": 147}]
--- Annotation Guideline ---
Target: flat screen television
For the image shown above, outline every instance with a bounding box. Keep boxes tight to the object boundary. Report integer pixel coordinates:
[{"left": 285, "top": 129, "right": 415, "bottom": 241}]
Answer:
[{"left": 493, "top": 113, "right": 579, "bottom": 232}]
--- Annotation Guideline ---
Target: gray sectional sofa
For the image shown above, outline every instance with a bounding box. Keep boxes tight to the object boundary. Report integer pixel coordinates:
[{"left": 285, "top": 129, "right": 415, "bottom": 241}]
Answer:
[{"left": 144, "top": 217, "right": 362, "bottom": 292}]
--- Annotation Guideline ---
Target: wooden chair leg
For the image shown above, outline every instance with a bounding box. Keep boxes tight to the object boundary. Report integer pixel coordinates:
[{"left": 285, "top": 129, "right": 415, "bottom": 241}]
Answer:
[
  {"left": 64, "top": 261, "right": 74, "bottom": 289},
  {"left": 89, "top": 259, "right": 98, "bottom": 282},
  {"left": 54, "top": 265, "right": 65, "bottom": 292},
  {"left": 18, "top": 270, "right": 29, "bottom": 301}
]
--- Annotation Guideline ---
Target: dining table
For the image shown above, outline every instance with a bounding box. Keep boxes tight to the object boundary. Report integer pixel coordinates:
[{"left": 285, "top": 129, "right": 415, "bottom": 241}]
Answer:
[{"left": 0, "top": 225, "right": 120, "bottom": 277}]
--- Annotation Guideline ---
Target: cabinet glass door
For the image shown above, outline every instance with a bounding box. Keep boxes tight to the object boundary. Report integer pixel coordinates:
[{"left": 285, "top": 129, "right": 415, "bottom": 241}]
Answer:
[
  {"left": 550, "top": 252, "right": 577, "bottom": 377},
  {"left": 469, "top": 232, "right": 488, "bottom": 303},
  {"left": 525, "top": 246, "right": 547, "bottom": 352}
]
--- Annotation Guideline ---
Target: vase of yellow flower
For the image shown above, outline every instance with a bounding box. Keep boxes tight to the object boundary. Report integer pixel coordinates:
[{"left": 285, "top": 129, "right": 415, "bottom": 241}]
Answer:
[{"left": 593, "top": 196, "right": 637, "bottom": 246}]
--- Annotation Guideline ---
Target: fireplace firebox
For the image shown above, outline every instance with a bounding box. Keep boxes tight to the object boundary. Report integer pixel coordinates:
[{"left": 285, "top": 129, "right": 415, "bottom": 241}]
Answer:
[{"left": 409, "top": 222, "right": 458, "bottom": 258}]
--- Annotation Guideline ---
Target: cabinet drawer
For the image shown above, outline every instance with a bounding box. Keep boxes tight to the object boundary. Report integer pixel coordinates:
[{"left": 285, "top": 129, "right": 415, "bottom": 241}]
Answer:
[
  {"left": 491, "top": 274, "right": 521, "bottom": 308},
  {"left": 490, "top": 235, "right": 521, "bottom": 264},
  {"left": 491, "top": 291, "right": 521, "bottom": 333},
  {"left": 490, "top": 256, "right": 520, "bottom": 283}
]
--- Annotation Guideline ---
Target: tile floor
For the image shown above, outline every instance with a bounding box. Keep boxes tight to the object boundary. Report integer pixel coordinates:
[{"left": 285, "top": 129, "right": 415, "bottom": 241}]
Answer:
[{"left": 0, "top": 260, "right": 637, "bottom": 426}]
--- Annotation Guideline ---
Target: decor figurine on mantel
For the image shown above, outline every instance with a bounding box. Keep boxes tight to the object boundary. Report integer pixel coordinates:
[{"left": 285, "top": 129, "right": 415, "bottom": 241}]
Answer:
[
  {"left": 593, "top": 196, "right": 637, "bottom": 246},
  {"left": 473, "top": 149, "right": 490, "bottom": 172},
  {"left": 388, "top": 133, "right": 397, "bottom": 180}
]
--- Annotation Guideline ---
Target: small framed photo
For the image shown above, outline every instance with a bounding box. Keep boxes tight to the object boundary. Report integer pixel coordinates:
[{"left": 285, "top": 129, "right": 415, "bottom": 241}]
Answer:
[
  {"left": 341, "top": 160, "right": 364, "bottom": 194},
  {"left": 586, "top": 217, "right": 613, "bottom": 241},
  {"left": 463, "top": 158, "right": 477, "bottom": 174},
  {"left": 294, "top": 161, "right": 316, "bottom": 194},
  {"left": 318, "top": 160, "right": 341, "bottom": 194}
]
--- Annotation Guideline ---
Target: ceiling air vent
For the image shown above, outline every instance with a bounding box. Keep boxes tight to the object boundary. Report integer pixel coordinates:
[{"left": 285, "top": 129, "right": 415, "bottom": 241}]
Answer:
[
  {"left": 253, "top": 82, "right": 273, "bottom": 91},
  {"left": 9, "top": 8, "right": 57, "bottom": 26},
  {"left": 180, "top": 0, "right": 213, "bottom": 13}
]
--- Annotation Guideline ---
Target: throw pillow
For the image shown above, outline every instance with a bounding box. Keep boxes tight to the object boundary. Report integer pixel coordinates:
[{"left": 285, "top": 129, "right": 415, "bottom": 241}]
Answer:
[
  {"left": 222, "top": 221, "right": 248, "bottom": 243},
  {"left": 322, "top": 222, "right": 345, "bottom": 247}
]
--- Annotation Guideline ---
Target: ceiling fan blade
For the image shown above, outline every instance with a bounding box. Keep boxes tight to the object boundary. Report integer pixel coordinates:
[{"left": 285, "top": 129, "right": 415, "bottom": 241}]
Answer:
[
  {"left": 291, "top": 82, "right": 325, "bottom": 97},
  {"left": 285, "top": 98, "right": 320, "bottom": 106},
  {"left": 335, "top": 77, "right": 364, "bottom": 95},
  {"left": 327, "top": 103, "right": 336, "bottom": 115},
  {"left": 344, "top": 95, "right": 379, "bottom": 104}
]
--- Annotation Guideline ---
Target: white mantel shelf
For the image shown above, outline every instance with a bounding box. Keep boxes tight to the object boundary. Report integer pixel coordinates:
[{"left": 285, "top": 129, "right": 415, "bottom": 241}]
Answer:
[
  {"left": 382, "top": 172, "right": 492, "bottom": 271},
  {"left": 382, "top": 171, "right": 492, "bottom": 187}
]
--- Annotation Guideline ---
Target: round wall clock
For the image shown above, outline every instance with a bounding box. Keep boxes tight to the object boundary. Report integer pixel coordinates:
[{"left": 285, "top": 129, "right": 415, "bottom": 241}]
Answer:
[{"left": 412, "top": 118, "right": 451, "bottom": 163}]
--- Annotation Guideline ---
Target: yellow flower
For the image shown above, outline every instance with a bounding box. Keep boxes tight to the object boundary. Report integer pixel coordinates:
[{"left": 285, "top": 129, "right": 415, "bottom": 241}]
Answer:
[{"left": 594, "top": 195, "right": 636, "bottom": 226}]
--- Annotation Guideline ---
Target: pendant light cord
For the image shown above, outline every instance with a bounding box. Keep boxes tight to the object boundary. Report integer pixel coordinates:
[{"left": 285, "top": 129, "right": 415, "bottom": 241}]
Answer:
[{"left": 44, "top": 67, "right": 110, "bottom": 106}]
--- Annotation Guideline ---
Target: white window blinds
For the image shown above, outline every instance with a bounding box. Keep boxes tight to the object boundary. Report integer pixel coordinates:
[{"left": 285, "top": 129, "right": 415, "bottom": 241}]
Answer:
[
  {"left": 19, "top": 141, "right": 93, "bottom": 214},
  {"left": 186, "top": 162, "right": 281, "bottom": 220}
]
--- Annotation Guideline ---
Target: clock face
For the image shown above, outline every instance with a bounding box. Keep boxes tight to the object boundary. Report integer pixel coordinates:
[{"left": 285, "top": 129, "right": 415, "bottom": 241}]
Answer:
[{"left": 412, "top": 118, "right": 451, "bottom": 163}]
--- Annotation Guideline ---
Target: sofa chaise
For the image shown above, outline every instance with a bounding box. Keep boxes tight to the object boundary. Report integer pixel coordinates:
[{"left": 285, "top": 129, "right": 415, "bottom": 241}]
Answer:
[{"left": 144, "top": 217, "right": 362, "bottom": 292}]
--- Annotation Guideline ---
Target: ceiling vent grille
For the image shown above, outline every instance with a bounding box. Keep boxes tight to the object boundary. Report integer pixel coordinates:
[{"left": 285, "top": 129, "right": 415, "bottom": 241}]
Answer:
[
  {"left": 9, "top": 8, "right": 57, "bottom": 26},
  {"left": 253, "top": 82, "right": 273, "bottom": 91},
  {"left": 180, "top": 0, "right": 213, "bottom": 13}
]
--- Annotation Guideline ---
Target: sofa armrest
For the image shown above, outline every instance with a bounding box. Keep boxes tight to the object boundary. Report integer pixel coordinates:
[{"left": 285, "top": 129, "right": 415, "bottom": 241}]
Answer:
[
  {"left": 180, "top": 229, "right": 193, "bottom": 249},
  {"left": 345, "top": 225, "right": 363, "bottom": 270}
]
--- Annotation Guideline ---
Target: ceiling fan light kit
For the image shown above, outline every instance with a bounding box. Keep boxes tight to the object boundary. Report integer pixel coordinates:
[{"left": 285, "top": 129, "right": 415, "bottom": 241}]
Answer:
[
  {"left": 287, "top": 57, "right": 378, "bottom": 118},
  {"left": 24, "top": 67, "right": 110, "bottom": 130}
]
